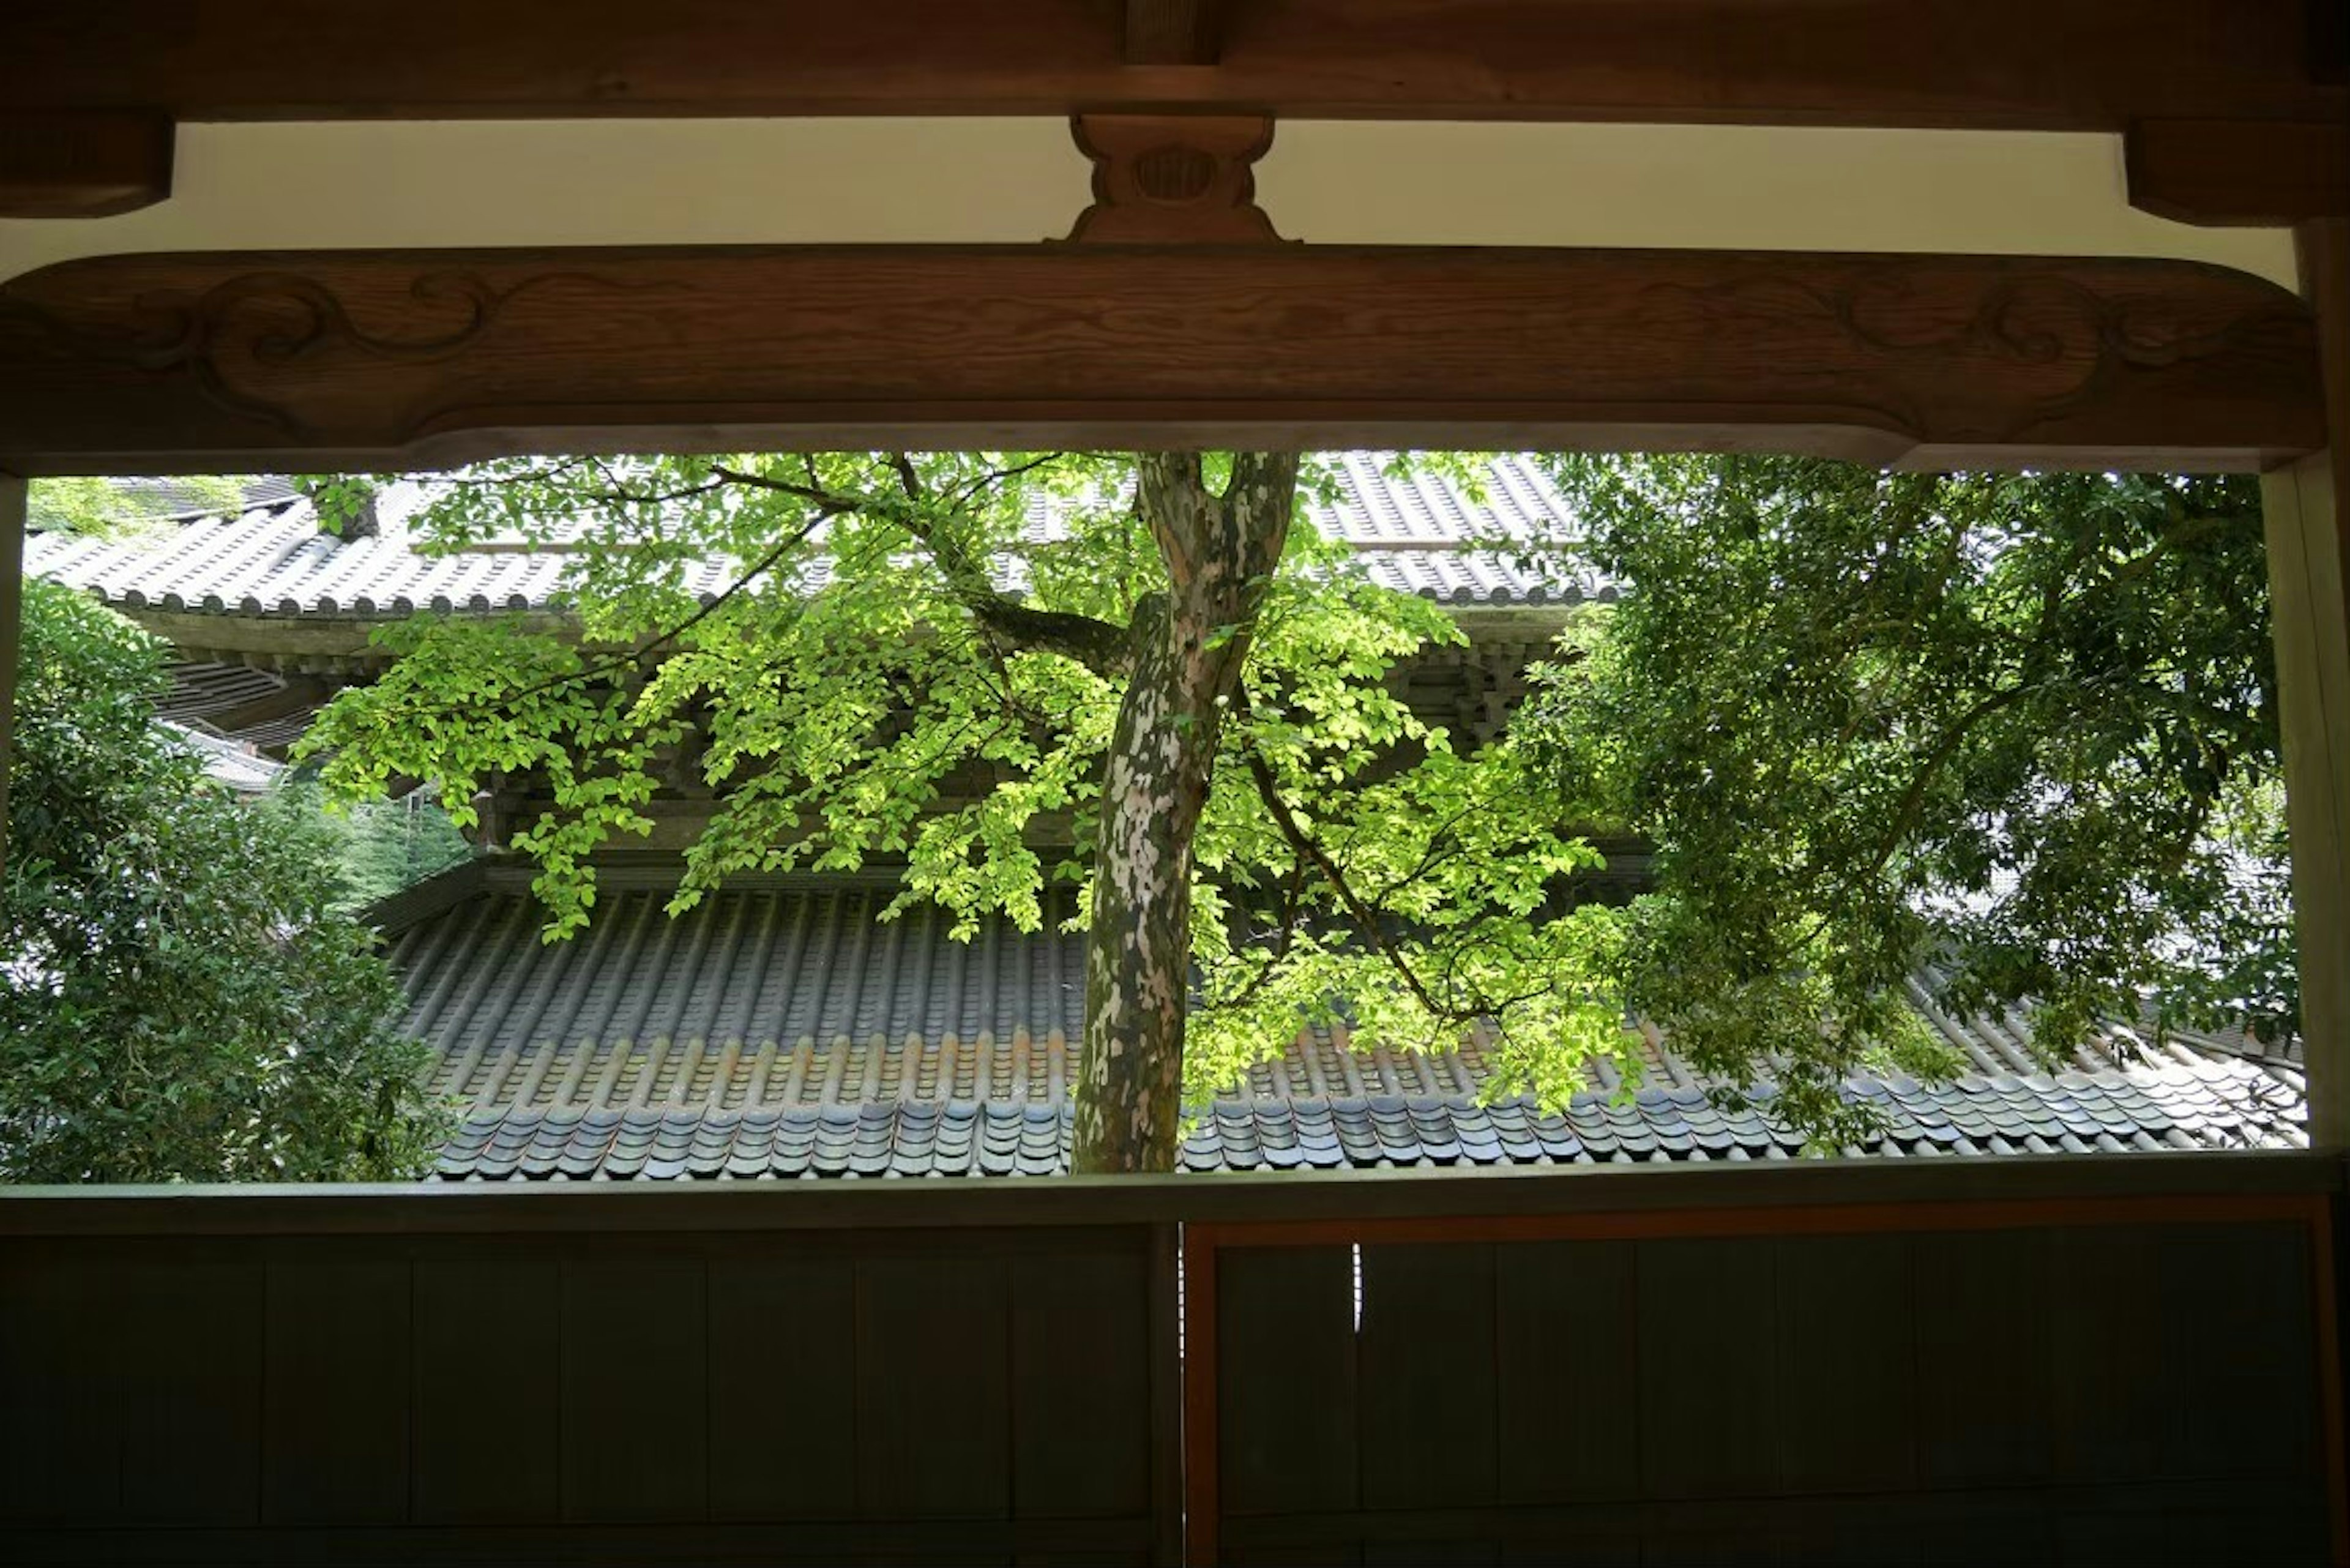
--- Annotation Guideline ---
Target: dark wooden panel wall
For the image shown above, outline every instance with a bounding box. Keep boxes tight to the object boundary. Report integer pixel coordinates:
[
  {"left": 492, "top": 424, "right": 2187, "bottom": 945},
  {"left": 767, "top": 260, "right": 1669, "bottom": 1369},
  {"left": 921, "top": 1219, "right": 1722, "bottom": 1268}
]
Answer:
[
  {"left": 1212, "top": 1220, "right": 2333, "bottom": 1567},
  {"left": 0, "top": 1226, "right": 1169, "bottom": 1566}
]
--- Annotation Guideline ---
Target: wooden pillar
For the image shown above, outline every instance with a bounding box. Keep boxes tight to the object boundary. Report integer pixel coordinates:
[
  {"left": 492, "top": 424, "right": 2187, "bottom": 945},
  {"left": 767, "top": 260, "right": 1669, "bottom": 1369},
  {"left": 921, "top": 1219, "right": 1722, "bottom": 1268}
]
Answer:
[
  {"left": 2269, "top": 217, "right": 2350, "bottom": 1150},
  {"left": 0, "top": 472, "right": 21, "bottom": 876},
  {"left": 2269, "top": 454, "right": 2350, "bottom": 1149}
]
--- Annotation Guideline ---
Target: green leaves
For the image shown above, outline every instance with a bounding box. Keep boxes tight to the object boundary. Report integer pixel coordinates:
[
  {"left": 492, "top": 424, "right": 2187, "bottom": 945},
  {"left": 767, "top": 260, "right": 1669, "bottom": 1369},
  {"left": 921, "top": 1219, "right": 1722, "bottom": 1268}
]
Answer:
[
  {"left": 294, "top": 451, "right": 1654, "bottom": 1133},
  {"left": 1520, "top": 456, "right": 2290, "bottom": 1133},
  {"left": 27, "top": 474, "right": 253, "bottom": 537},
  {"left": 3, "top": 581, "right": 446, "bottom": 1182},
  {"left": 289, "top": 449, "right": 2285, "bottom": 1151}
]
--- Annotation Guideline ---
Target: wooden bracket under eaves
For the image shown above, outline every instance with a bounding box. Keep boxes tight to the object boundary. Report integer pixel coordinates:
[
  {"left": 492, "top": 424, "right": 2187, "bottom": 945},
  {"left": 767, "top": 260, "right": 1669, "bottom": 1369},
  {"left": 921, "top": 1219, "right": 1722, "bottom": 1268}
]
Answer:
[{"left": 1062, "top": 114, "right": 1290, "bottom": 245}]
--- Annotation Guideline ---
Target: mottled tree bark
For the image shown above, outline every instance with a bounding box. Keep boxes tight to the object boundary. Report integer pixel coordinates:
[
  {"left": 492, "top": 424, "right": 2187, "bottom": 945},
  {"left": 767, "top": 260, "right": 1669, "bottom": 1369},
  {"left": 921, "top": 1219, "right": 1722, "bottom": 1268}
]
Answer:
[{"left": 1073, "top": 451, "right": 1298, "bottom": 1174}]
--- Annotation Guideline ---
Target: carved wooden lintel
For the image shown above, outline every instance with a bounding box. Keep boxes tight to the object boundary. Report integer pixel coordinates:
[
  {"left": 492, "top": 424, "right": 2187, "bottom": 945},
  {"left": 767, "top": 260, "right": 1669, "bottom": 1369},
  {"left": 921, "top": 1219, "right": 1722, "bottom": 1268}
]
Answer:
[
  {"left": 0, "top": 111, "right": 173, "bottom": 218},
  {"left": 1064, "top": 114, "right": 1283, "bottom": 245},
  {"left": 0, "top": 245, "right": 2320, "bottom": 473}
]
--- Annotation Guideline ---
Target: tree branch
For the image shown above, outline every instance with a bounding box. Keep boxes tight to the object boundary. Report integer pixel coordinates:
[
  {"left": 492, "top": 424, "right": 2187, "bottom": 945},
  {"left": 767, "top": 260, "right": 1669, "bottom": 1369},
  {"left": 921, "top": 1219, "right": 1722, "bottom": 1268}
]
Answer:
[
  {"left": 1862, "top": 679, "right": 2039, "bottom": 884},
  {"left": 710, "top": 458, "right": 1133, "bottom": 677},
  {"left": 1239, "top": 742, "right": 1464, "bottom": 1023},
  {"left": 1136, "top": 452, "right": 1203, "bottom": 588}
]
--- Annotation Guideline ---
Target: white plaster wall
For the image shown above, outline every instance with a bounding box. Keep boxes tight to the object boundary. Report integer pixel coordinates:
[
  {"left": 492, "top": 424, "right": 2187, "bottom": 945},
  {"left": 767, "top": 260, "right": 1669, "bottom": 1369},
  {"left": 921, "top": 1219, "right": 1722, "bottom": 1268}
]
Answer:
[{"left": 0, "top": 118, "right": 2299, "bottom": 288}]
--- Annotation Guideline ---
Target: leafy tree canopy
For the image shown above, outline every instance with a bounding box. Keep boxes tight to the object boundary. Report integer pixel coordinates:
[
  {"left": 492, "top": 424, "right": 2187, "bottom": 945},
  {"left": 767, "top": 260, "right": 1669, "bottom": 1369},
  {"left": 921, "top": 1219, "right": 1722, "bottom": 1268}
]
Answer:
[
  {"left": 294, "top": 452, "right": 2291, "bottom": 1163},
  {"left": 271, "top": 774, "right": 475, "bottom": 915},
  {"left": 2, "top": 580, "right": 446, "bottom": 1183},
  {"left": 300, "top": 453, "right": 1631, "bottom": 1167},
  {"left": 1519, "top": 457, "right": 2290, "bottom": 1140}
]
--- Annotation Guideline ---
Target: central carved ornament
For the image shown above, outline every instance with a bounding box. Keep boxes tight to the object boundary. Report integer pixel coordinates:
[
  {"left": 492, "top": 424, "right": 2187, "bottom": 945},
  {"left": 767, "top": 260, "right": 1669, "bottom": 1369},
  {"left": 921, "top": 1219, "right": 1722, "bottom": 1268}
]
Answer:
[{"left": 1064, "top": 114, "right": 1287, "bottom": 244}]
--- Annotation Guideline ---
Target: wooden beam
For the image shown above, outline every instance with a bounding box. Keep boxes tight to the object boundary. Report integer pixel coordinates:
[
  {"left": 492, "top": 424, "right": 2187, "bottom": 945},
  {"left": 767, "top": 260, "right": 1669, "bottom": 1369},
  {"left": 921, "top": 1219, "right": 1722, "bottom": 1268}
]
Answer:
[
  {"left": 0, "top": 1151, "right": 2337, "bottom": 1234},
  {"left": 2307, "top": 218, "right": 2350, "bottom": 609},
  {"left": 0, "top": 244, "right": 2320, "bottom": 474},
  {"left": 0, "top": 1, "right": 2336, "bottom": 130},
  {"left": 2127, "top": 118, "right": 2350, "bottom": 226},
  {"left": 0, "top": 111, "right": 173, "bottom": 218},
  {"left": 1124, "top": 0, "right": 1218, "bottom": 65},
  {"left": 2273, "top": 215, "right": 2350, "bottom": 1153}
]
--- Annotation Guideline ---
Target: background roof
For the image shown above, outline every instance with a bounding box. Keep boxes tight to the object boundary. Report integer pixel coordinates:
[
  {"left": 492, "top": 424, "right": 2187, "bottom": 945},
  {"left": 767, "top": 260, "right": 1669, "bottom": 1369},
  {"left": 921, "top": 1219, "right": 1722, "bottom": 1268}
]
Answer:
[
  {"left": 28, "top": 455, "right": 1608, "bottom": 620},
  {"left": 386, "top": 862, "right": 2308, "bottom": 1182}
]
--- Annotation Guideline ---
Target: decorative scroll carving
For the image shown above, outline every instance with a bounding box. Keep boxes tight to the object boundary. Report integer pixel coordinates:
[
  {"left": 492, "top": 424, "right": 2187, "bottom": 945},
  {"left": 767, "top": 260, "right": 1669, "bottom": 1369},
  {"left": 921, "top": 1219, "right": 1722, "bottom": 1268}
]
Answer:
[
  {"left": 0, "top": 245, "right": 2320, "bottom": 473},
  {"left": 1622, "top": 269, "right": 2310, "bottom": 446},
  {"left": 0, "top": 268, "right": 685, "bottom": 436},
  {"left": 1064, "top": 114, "right": 1284, "bottom": 244}
]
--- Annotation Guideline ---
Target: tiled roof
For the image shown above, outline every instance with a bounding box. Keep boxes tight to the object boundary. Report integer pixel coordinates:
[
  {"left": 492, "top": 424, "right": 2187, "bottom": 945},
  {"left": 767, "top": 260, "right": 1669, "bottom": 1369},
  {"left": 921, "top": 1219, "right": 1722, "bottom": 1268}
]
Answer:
[
  {"left": 157, "top": 662, "right": 325, "bottom": 755},
  {"left": 29, "top": 494, "right": 591, "bottom": 619},
  {"left": 1298, "top": 453, "right": 1608, "bottom": 608},
  {"left": 160, "top": 720, "right": 287, "bottom": 794},
  {"left": 384, "top": 864, "right": 2307, "bottom": 1182},
  {"left": 29, "top": 457, "right": 1601, "bottom": 622}
]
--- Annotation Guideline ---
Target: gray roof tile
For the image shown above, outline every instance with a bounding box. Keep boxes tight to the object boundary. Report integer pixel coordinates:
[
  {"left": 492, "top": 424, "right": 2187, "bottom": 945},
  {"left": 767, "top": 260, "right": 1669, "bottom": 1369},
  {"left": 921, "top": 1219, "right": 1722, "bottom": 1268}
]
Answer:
[
  {"left": 370, "top": 867, "right": 2308, "bottom": 1182},
  {"left": 31, "top": 457, "right": 1596, "bottom": 629}
]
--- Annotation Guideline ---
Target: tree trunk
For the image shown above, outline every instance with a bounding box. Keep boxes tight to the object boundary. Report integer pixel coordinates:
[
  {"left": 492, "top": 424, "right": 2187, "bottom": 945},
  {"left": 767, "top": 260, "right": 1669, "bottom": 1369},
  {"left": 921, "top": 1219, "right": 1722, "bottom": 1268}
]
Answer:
[{"left": 1072, "top": 452, "right": 1298, "bottom": 1174}]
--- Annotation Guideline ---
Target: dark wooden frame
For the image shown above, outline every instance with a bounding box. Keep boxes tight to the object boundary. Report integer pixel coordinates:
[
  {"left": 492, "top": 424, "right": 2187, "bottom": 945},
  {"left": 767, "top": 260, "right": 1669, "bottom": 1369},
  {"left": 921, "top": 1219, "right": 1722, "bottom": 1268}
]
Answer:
[
  {"left": 4, "top": 1151, "right": 2334, "bottom": 1238},
  {"left": 0, "top": 9, "right": 2340, "bottom": 1555},
  {"left": 6, "top": 1153, "right": 2341, "bottom": 1566},
  {"left": 1, "top": 1222, "right": 1184, "bottom": 1564},
  {"left": 1181, "top": 1183, "right": 2350, "bottom": 1567}
]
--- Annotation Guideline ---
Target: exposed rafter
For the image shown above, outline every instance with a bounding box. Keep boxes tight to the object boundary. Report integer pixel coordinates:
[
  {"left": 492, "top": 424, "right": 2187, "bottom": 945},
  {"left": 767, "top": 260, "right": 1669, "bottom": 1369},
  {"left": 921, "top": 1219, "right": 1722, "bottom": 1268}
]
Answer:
[{"left": 1124, "top": 0, "right": 1219, "bottom": 65}]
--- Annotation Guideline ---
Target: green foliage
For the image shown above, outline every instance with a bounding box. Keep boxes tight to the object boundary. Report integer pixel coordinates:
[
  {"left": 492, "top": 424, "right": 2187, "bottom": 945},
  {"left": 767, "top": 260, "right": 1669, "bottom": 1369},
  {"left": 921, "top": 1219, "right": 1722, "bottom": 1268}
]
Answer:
[
  {"left": 300, "top": 453, "right": 1632, "bottom": 1114},
  {"left": 1519, "top": 456, "right": 2291, "bottom": 1140},
  {"left": 27, "top": 474, "right": 253, "bottom": 537},
  {"left": 3, "top": 580, "right": 446, "bottom": 1183},
  {"left": 294, "top": 474, "right": 383, "bottom": 539},
  {"left": 298, "top": 450, "right": 2288, "bottom": 1145},
  {"left": 269, "top": 773, "right": 475, "bottom": 913}
]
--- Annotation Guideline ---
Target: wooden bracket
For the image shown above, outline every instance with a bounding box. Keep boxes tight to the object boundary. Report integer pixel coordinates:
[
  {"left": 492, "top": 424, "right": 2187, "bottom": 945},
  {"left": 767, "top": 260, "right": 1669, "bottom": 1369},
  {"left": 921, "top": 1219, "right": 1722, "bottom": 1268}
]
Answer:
[
  {"left": 1064, "top": 114, "right": 1285, "bottom": 245},
  {"left": 0, "top": 111, "right": 174, "bottom": 218}
]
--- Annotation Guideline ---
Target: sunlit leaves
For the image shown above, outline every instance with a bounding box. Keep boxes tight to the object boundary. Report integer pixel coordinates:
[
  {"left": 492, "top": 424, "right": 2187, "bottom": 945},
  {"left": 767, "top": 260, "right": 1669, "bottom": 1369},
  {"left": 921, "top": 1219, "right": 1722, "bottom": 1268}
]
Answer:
[
  {"left": 27, "top": 474, "right": 253, "bottom": 537},
  {"left": 300, "top": 450, "right": 1653, "bottom": 1128}
]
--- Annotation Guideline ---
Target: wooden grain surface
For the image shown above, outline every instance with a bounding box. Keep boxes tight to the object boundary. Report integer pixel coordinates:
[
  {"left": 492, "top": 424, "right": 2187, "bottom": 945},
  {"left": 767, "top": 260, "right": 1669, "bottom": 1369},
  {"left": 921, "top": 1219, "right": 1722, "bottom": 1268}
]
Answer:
[
  {"left": 0, "top": 1, "right": 2337, "bottom": 129},
  {"left": 1200, "top": 1214, "right": 2338, "bottom": 1564},
  {"left": 0, "top": 244, "right": 2321, "bottom": 473}
]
